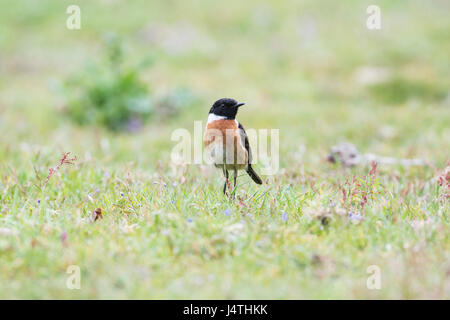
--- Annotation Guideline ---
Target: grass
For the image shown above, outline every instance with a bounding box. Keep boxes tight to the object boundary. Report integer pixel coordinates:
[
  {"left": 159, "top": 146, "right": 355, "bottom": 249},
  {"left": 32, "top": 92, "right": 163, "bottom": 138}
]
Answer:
[{"left": 0, "top": 0, "right": 449, "bottom": 299}]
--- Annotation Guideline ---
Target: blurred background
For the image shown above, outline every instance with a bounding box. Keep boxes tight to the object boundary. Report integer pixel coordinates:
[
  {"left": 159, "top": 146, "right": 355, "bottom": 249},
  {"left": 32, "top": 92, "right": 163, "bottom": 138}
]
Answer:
[
  {"left": 0, "top": 0, "right": 449, "bottom": 299},
  {"left": 1, "top": 0, "right": 448, "bottom": 168}
]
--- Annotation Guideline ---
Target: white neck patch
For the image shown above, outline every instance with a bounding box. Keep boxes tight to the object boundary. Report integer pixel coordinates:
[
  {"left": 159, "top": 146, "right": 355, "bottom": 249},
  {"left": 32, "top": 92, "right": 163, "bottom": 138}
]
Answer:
[{"left": 207, "top": 113, "right": 227, "bottom": 123}]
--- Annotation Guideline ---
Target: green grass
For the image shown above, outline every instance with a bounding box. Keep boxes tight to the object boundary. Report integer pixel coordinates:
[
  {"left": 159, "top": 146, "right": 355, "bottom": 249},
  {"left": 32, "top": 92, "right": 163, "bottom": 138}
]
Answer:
[{"left": 0, "top": 0, "right": 449, "bottom": 299}]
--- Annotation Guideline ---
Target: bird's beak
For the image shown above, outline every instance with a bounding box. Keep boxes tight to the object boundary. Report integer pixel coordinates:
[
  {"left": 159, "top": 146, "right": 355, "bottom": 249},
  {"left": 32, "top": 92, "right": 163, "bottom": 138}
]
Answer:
[{"left": 236, "top": 102, "right": 245, "bottom": 107}]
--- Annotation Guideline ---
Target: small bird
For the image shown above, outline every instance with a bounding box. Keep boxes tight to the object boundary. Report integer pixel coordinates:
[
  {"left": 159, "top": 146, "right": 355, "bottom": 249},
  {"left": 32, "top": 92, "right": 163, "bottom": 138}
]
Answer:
[
  {"left": 204, "top": 98, "right": 263, "bottom": 194},
  {"left": 90, "top": 208, "right": 103, "bottom": 222}
]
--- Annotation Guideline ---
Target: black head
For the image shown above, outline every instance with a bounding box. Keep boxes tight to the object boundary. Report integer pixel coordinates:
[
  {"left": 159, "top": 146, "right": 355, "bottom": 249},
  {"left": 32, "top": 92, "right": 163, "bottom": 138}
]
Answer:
[{"left": 209, "top": 98, "right": 245, "bottom": 119}]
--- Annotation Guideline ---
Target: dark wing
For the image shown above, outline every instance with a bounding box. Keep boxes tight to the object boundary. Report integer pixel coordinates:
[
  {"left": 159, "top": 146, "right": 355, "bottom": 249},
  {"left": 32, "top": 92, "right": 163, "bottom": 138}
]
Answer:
[
  {"left": 238, "top": 121, "right": 252, "bottom": 164},
  {"left": 238, "top": 121, "right": 263, "bottom": 184}
]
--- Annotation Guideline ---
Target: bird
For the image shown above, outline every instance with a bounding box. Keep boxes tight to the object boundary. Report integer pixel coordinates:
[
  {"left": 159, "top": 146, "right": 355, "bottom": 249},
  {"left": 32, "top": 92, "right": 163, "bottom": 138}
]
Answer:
[
  {"left": 204, "top": 98, "right": 263, "bottom": 194},
  {"left": 90, "top": 208, "right": 103, "bottom": 222}
]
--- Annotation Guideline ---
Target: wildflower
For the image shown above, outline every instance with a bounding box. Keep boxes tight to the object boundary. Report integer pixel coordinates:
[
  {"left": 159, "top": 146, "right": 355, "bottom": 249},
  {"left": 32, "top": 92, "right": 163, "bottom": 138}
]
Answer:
[
  {"left": 224, "top": 209, "right": 231, "bottom": 216},
  {"left": 120, "top": 192, "right": 124, "bottom": 197},
  {"left": 37, "top": 199, "right": 41, "bottom": 204},
  {"left": 172, "top": 182, "right": 177, "bottom": 187},
  {"left": 170, "top": 200, "right": 175, "bottom": 204},
  {"left": 61, "top": 231, "right": 67, "bottom": 244},
  {"left": 282, "top": 212, "right": 288, "bottom": 221},
  {"left": 126, "top": 117, "right": 142, "bottom": 133},
  {"left": 349, "top": 212, "right": 362, "bottom": 221},
  {"left": 43, "top": 152, "right": 76, "bottom": 189},
  {"left": 187, "top": 218, "right": 193, "bottom": 223}
]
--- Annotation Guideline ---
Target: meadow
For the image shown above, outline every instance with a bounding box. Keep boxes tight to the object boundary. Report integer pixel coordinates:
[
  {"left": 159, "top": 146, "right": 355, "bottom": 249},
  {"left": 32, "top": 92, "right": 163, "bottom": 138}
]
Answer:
[{"left": 0, "top": 0, "right": 448, "bottom": 299}]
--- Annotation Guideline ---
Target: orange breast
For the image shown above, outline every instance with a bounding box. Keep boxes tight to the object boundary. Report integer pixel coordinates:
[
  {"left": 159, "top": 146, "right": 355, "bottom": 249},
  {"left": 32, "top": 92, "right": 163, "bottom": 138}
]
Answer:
[
  {"left": 204, "top": 119, "right": 248, "bottom": 168},
  {"left": 204, "top": 119, "right": 238, "bottom": 148}
]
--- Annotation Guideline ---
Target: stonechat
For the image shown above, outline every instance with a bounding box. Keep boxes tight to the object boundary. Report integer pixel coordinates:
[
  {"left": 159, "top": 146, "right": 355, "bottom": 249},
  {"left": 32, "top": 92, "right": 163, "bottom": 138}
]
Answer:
[{"left": 204, "top": 98, "right": 263, "bottom": 194}]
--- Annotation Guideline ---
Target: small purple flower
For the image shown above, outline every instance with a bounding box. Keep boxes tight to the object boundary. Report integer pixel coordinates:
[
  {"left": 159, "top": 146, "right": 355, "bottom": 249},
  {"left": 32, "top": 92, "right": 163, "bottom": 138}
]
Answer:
[
  {"left": 103, "top": 171, "right": 109, "bottom": 178},
  {"left": 96, "top": 189, "right": 100, "bottom": 193},
  {"left": 187, "top": 218, "right": 193, "bottom": 223},
  {"left": 37, "top": 199, "right": 41, "bottom": 204},
  {"left": 170, "top": 200, "right": 175, "bottom": 204},
  {"left": 282, "top": 212, "right": 288, "bottom": 221},
  {"left": 126, "top": 117, "right": 143, "bottom": 133},
  {"left": 224, "top": 209, "right": 231, "bottom": 216},
  {"left": 349, "top": 212, "right": 362, "bottom": 221},
  {"left": 172, "top": 182, "right": 177, "bottom": 187},
  {"left": 120, "top": 192, "right": 124, "bottom": 197},
  {"left": 163, "top": 183, "right": 167, "bottom": 188}
]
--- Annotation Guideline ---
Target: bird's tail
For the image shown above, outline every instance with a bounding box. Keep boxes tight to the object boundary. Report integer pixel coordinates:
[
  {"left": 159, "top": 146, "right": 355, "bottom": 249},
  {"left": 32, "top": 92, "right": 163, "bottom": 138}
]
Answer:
[{"left": 246, "top": 165, "right": 263, "bottom": 185}]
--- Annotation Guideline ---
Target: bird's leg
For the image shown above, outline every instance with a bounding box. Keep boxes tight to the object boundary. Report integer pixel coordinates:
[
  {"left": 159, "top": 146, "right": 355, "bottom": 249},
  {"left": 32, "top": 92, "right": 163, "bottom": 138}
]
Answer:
[
  {"left": 231, "top": 169, "right": 238, "bottom": 199},
  {"left": 222, "top": 168, "right": 229, "bottom": 195}
]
